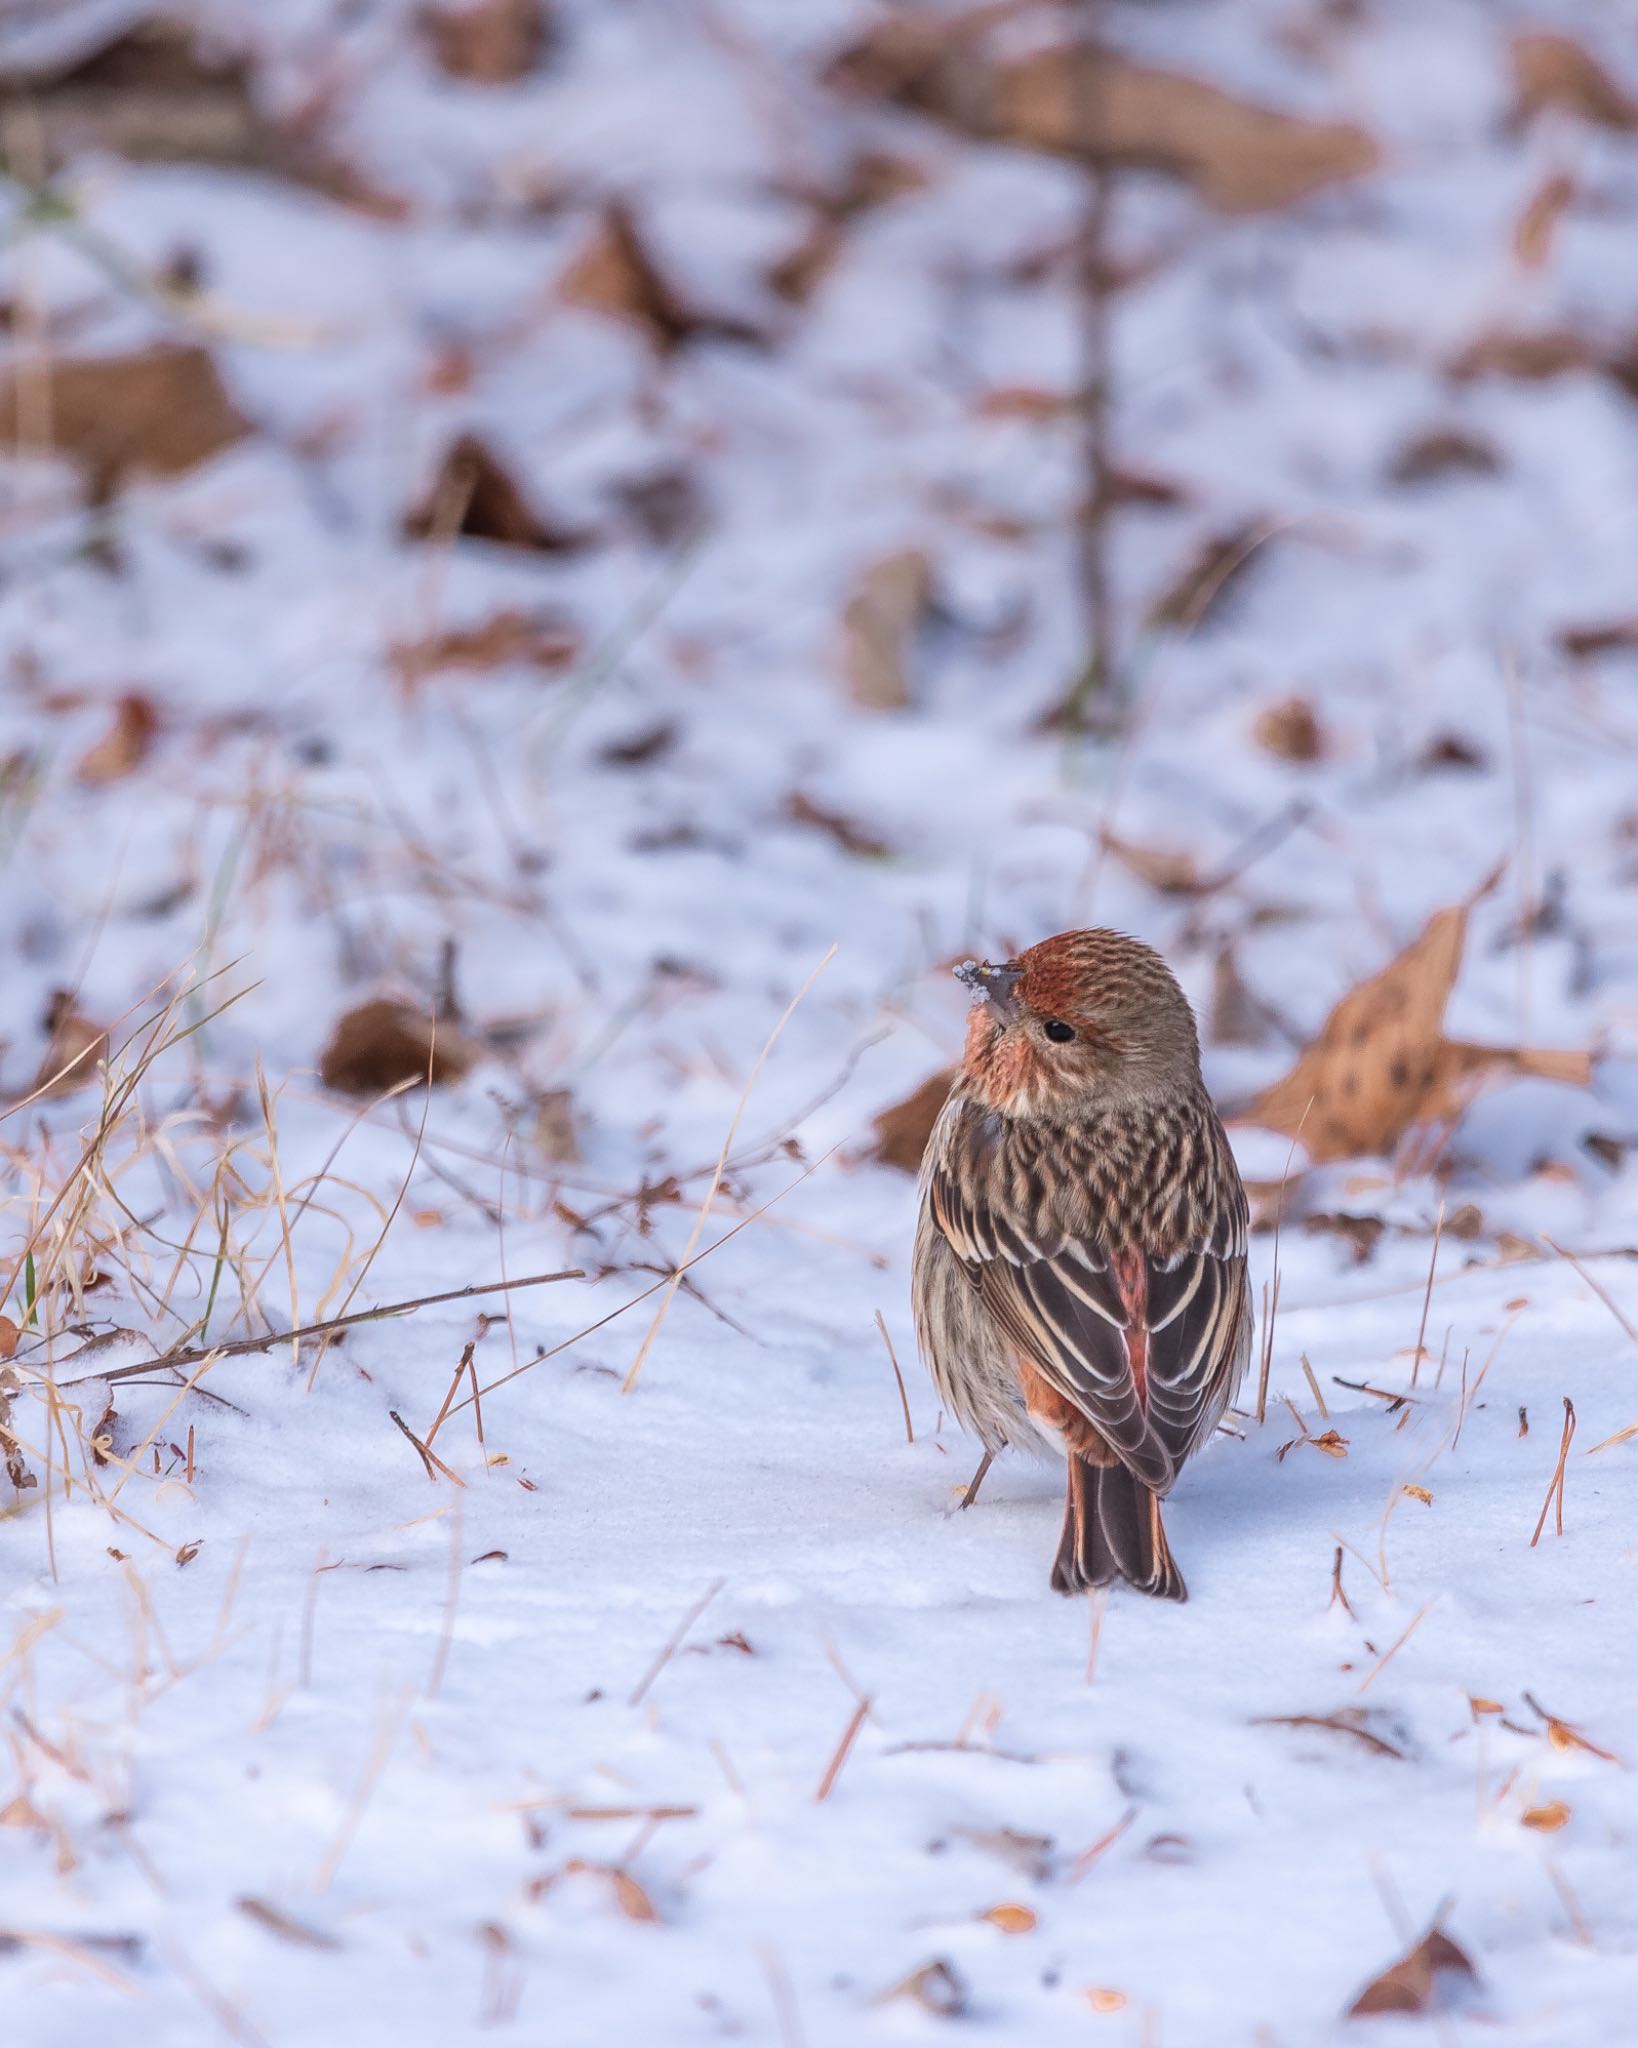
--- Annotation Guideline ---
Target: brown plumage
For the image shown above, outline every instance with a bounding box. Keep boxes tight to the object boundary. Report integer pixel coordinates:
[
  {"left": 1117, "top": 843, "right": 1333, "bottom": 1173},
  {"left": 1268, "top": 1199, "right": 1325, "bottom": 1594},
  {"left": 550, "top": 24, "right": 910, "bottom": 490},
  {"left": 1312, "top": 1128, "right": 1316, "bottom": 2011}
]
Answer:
[{"left": 911, "top": 928, "right": 1251, "bottom": 1601}]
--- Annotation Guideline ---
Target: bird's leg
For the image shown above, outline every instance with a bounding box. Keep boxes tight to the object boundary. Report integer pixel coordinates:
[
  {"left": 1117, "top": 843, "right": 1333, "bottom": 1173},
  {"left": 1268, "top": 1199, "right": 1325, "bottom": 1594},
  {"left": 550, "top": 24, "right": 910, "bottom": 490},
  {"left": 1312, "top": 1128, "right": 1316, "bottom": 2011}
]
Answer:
[{"left": 959, "top": 1447, "right": 996, "bottom": 1509}]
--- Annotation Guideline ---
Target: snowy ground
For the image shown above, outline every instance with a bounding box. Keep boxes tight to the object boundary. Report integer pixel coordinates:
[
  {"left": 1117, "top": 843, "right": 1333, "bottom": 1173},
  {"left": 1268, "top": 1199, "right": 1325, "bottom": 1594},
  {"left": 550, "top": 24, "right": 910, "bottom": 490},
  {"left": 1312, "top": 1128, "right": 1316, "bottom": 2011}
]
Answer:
[{"left": 3, "top": 1, "right": 1638, "bottom": 2042}]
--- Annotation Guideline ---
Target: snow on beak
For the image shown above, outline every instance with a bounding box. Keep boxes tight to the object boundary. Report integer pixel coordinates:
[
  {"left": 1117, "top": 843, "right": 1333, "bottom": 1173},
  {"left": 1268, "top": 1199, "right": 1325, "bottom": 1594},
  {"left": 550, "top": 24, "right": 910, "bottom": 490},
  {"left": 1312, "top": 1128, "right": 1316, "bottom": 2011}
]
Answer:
[{"left": 954, "top": 958, "right": 1023, "bottom": 1023}]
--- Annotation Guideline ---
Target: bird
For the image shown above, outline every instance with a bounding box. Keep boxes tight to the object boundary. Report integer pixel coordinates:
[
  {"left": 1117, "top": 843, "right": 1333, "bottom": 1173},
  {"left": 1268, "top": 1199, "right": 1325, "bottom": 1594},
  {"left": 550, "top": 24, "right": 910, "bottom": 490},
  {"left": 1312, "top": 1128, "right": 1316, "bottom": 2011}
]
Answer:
[{"left": 911, "top": 927, "right": 1251, "bottom": 1601}]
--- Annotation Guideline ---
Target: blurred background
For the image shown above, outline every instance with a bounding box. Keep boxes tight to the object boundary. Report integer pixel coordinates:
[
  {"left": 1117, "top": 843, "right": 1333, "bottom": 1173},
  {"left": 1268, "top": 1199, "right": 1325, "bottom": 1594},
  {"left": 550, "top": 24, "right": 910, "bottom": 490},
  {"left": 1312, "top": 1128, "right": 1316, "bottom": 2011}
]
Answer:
[{"left": 2, "top": 3, "right": 1637, "bottom": 2042}]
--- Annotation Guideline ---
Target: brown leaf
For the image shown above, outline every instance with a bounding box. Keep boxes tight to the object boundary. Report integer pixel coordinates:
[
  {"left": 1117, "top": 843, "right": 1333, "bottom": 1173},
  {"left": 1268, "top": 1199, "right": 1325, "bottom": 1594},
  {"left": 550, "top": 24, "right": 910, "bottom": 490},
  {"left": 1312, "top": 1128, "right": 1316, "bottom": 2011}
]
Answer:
[
  {"left": 1448, "top": 328, "right": 1595, "bottom": 383},
  {"left": 560, "top": 201, "right": 762, "bottom": 352},
  {"left": 391, "top": 610, "right": 581, "bottom": 687},
  {"left": 30, "top": 992, "right": 109, "bottom": 1099},
  {"left": 1303, "top": 1212, "right": 1385, "bottom": 1266},
  {"left": 420, "top": 0, "right": 554, "bottom": 84},
  {"left": 76, "top": 693, "right": 159, "bottom": 784},
  {"left": 1512, "top": 33, "right": 1638, "bottom": 131},
  {"left": 532, "top": 1088, "right": 582, "bottom": 1164},
  {"left": 1253, "top": 695, "right": 1326, "bottom": 762},
  {"left": 1521, "top": 1800, "right": 1571, "bottom": 1832},
  {"left": 1347, "top": 1925, "right": 1476, "bottom": 2019},
  {"left": 870, "top": 1069, "right": 955, "bottom": 1174},
  {"left": 236, "top": 1896, "right": 343, "bottom": 1949},
  {"left": 981, "top": 1903, "right": 1037, "bottom": 1935},
  {"left": 404, "top": 434, "right": 590, "bottom": 554},
  {"left": 318, "top": 999, "right": 478, "bottom": 1094},
  {"left": 1146, "top": 522, "right": 1267, "bottom": 631},
  {"left": 883, "top": 1957, "right": 968, "bottom": 2018},
  {"left": 1558, "top": 618, "right": 1638, "bottom": 660},
  {"left": 1513, "top": 171, "right": 1575, "bottom": 270},
  {"left": 784, "top": 791, "right": 892, "bottom": 859},
  {"left": 842, "top": 549, "right": 931, "bottom": 710},
  {"left": 768, "top": 151, "right": 929, "bottom": 305},
  {"left": 829, "top": 22, "right": 1378, "bottom": 213},
  {"left": 0, "top": 1317, "right": 16, "bottom": 1363},
  {"left": 610, "top": 1868, "right": 659, "bottom": 1923},
  {"left": 0, "top": 346, "right": 249, "bottom": 495},
  {"left": 956, "top": 1826, "right": 1054, "bottom": 1882},
  {"left": 1247, "top": 894, "right": 1592, "bottom": 1163},
  {"left": 1099, "top": 831, "right": 1202, "bottom": 896},
  {"left": 0, "top": 18, "right": 268, "bottom": 173},
  {"left": 1388, "top": 426, "right": 1503, "bottom": 486}
]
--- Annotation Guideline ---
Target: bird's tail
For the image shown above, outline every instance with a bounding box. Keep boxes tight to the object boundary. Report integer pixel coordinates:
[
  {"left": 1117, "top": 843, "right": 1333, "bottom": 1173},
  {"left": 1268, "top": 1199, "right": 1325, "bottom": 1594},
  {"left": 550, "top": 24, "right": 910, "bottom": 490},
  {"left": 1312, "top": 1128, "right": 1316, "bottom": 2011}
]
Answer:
[{"left": 1052, "top": 1455, "right": 1187, "bottom": 1602}]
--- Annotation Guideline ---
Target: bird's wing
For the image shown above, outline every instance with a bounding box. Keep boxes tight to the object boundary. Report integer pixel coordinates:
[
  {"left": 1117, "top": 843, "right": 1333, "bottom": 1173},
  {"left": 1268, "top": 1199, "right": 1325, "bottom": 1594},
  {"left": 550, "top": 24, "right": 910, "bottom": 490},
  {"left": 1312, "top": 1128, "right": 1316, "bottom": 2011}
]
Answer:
[{"left": 930, "top": 1127, "right": 1249, "bottom": 1493}]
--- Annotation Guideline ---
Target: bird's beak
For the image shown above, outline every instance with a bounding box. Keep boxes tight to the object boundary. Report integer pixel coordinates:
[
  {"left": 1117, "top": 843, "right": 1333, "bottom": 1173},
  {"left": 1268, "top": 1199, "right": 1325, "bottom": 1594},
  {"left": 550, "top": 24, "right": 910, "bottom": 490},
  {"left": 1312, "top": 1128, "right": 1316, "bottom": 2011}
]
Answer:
[{"left": 954, "top": 958, "right": 1023, "bottom": 1024}]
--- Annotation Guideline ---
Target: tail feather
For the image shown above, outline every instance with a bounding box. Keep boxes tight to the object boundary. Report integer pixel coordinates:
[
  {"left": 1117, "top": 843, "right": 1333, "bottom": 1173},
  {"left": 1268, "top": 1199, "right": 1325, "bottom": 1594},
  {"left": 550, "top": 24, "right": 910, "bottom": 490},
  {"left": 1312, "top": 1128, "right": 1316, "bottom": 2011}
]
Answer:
[{"left": 1052, "top": 1456, "right": 1187, "bottom": 1602}]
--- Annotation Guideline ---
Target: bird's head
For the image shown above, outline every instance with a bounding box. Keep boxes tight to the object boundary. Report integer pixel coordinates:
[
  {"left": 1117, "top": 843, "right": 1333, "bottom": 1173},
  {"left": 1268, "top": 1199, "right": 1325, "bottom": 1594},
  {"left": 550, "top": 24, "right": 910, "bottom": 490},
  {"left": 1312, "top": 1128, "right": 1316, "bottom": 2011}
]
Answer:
[{"left": 954, "top": 927, "right": 1202, "bottom": 1122}]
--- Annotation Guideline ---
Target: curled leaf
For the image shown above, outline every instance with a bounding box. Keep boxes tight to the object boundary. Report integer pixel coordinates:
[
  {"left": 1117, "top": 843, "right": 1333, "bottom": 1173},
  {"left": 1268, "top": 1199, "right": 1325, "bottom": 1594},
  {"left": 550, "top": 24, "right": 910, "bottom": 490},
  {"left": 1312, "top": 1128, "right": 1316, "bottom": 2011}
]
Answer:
[{"left": 1347, "top": 1925, "right": 1476, "bottom": 2018}]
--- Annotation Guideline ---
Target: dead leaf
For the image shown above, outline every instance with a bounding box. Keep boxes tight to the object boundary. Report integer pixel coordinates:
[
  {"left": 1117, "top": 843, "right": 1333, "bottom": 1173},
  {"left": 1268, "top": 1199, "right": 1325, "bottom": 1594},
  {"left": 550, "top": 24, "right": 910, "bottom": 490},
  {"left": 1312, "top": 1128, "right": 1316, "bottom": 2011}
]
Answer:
[
  {"left": 391, "top": 610, "right": 580, "bottom": 687},
  {"left": 1530, "top": 1699, "right": 1620, "bottom": 1764},
  {"left": 1388, "top": 426, "right": 1503, "bottom": 486},
  {"left": 236, "top": 1896, "right": 342, "bottom": 1949},
  {"left": 610, "top": 1868, "right": 659, "bottom": 1923},
  {"left": 1521, "top": 1801, "right": 1571, "bottom": 1832},
  {"left": 784, "top": 791, "right": 892, "bottom": 859},
  {"left": 420, "top": 0, "right": 554, "bottom": 83},
  {"left": 560, "top": 201, "right": 762, "bottom": 351},
  {"left": 1469, "top": 1697, "right": 1503, "bottom": 1717},
  {"left": 0, "top": 17, "right": 267, "bottom": 172},
  {"left": 532, "top": 1088, "right": 581, "bottom": 1164},
  {"left": 842, "top": 549, "right": 930, "bottom": 710},
  {"left": 955, "top": 1826, "right": 1053, "bottom": 1882},
  {"left": 1418, "top": 730, "right": 1489, "bottom": 772},
  {"left": 1085, "top": 1988, "right": 1128, "bottom": 2013},
  {"left": 1512, "top": 32, "right": 1638, "bottom": 131},
  {"left": 1146, "top": 523, "right": 1267, "bottom": 631},
  {"left": 1253, "top": 695, "right": 1326, "bottom": 762},
  {"left": 1401, "top": 1483, "right": 1433, "bottom": 1505},
  {"left": 829, "top": 20, "right": 1378, "bottom": 213},
  {"left": 1448, "top": 328, "right": 1595, "bottom": 383},
  {"left": 981, "top": 1904, "right": 1037, "bottom": 1935},
  {"left": 30, "top": 992, "right": 108, "bottom": 1098},
  {"left": 0, "top": 1318, "right": 16, "bottom": 1363},
  {"left": 1559, "top": 618, "right": 1638, "bottom": 660},
  {"left": 174, "top": 1539, "right": 202, "bottom": 1567},
  {"left": 1513, "top": 171, "right": 1575, "bottom": 270},
  {"left": 76, "top": 692, "right": 159, "bottom": 784},
  {"left": 598, "top": 720, "right": 677, "bottom": 768},
  {"left": 1099, "top": 832, "right": 1202, "bottom": 896},
  {"left": 318, "top": 1000, "right": 478, "bottom": 1094},
  {"left": 869, "top": 1069, "right": 954, "bottom": 1174},
  {"left": 0, "top": 346, "right": 249, "bottom": 496},
  {"left": 882, "top": 1958, "right": 967, "bottom": 2018},
  {"left": 1247, "top": 893, "right": 1592, "bottom": 1163},
  {"left": 404, "top": 434, "right": 590, "bottom": 554},
  {"left": 1347, "top": 1925, "right": 1476, "bottom": 2019},
  {"left": 1303, "top": 1212, "right": 1385, "bottom": 1265}
]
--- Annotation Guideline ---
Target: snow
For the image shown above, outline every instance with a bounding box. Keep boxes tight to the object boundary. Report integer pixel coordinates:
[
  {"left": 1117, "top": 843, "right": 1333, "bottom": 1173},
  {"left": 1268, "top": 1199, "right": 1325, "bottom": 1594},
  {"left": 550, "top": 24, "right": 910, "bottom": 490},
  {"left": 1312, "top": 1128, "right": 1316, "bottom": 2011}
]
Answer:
[{"left": 3, "top": 0, "right": 1638, "bottom": 2042}]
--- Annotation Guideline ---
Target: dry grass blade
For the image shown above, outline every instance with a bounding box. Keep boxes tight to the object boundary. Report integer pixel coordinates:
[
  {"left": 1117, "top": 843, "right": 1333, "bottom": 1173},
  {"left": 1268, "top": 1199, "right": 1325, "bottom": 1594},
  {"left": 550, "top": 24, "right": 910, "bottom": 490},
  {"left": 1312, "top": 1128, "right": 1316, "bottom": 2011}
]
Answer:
[
  {"left": 1409, "top": 1202, "right": 1444, "bottom": 1388},
  {"left": 874, "top": 1311, "right": 914, "bottom": 1443},
  {"left": 623, "top": 946, "right": 836, "bottom": 1393},
  {"left": 1529, "top": 1398, "right": 1576, "bottom": 1546},
  {"left": 628, "top": 1579, "right": 726, "bottom": 1708},
  {"left": 815, "top": 1694, "right": 873, "bottom": 1802}
]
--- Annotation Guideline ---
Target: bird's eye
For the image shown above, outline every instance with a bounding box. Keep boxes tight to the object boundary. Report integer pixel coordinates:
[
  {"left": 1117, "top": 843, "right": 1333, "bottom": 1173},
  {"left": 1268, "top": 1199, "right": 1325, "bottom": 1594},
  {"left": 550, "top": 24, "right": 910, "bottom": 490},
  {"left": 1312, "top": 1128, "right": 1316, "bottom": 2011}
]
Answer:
[{"left": 1042, "top": 1018, "right": 1075, "bottom": 1044}]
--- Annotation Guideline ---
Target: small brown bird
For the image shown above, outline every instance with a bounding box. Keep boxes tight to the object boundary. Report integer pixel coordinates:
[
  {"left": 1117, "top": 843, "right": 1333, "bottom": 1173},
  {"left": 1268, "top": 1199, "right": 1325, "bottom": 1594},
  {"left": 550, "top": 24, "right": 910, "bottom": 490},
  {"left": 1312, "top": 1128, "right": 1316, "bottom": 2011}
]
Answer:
[{"left": 912, "top": 928, "right": 1251, "bottom": 1601}]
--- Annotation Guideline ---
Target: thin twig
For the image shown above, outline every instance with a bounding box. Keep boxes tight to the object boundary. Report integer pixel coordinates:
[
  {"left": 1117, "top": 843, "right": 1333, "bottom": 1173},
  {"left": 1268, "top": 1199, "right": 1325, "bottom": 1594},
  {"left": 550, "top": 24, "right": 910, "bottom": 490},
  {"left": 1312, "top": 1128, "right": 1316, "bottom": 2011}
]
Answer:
[
  {"left": 874, "top": 1310, "right": 914, "bottom": 1444},
  {"left": 1542, "top": 1236, "right": 1636, "bottom": 1343},
  {"left": 1357, "top": 1600, "right": 1436, "bottom": 1694},
  {"left": 56, "top": 1271, "right": 583, "bottom": 1389}
]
